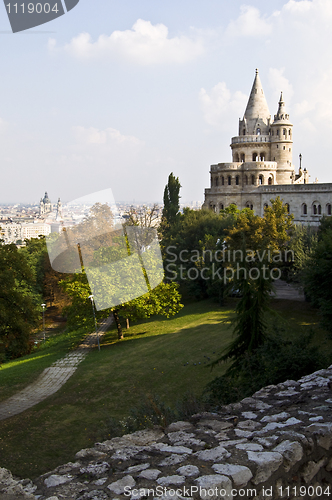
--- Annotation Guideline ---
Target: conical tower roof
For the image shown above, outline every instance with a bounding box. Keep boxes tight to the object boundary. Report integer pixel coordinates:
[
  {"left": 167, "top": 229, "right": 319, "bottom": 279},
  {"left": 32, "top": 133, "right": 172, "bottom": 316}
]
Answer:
[
  {"left": 273, "top": 92, "right": 291, "bottom": 123},
  {"left": 243, "top": 69, "right": 270, "bottom": 122}
]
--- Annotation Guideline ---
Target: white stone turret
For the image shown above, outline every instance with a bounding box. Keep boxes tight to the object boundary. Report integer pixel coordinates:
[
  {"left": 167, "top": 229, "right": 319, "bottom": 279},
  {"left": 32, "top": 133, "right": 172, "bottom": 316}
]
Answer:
[{"left": 270, "top": 92, "right": 294, "bottom": 184}]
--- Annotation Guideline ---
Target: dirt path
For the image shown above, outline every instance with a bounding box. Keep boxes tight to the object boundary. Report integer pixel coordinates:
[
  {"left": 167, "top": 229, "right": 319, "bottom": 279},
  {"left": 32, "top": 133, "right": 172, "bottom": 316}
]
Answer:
[{"left": 0, "top": 316, "right": 113, "bottom": 422}]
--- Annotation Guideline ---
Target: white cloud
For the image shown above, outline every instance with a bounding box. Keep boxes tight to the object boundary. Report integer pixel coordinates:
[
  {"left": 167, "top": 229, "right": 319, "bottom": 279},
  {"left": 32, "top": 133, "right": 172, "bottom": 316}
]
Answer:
[
  {"left": 199, "top": 82, "right": 247, "bottom": 128},
  {"left": 61, "top": 19, "right": 204, "bottom": 65},
  {"left": 73, "top": 126, "right": 143, "bottom": 146},
  {"left": 225, "top": 5, "right": 272, "bottom": 38}
]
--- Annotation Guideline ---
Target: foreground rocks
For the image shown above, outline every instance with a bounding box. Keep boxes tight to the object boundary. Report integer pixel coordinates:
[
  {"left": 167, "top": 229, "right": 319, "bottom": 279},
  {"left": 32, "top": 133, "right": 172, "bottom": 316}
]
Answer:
[{"left": 2, "top": 366, "right": 332, "bottom": 499}]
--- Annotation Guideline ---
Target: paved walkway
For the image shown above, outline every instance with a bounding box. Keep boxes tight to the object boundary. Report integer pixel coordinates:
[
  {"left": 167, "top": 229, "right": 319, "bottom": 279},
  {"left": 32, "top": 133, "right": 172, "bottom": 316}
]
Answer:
[
  {"left": 271, "top": 279, "right": 305, "bottom": 301},
  {"left": 0, "top": 316, "right": 113, "bottom": 422}
]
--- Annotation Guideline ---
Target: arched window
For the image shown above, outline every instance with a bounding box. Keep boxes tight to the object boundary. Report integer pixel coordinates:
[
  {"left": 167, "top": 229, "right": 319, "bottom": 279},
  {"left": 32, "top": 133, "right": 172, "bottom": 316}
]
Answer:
[
  {"left": 327, "top": 204, "right": 332, "bottom": 216},
  {"left": 259, "top": 175, "right": 264, "bottom": 185},
  {"left": 277, "top": 129, "right": 279, "bottom": 136},
  {"left": 241, "top": 153, "right": 245, "bottom": 162},
  {"left": 221, "top": 176, "right": 224, "bottom": 186},
  {"left": 268, "top": 176, "right": 273, "bottom": 185},
  {"left": 259, "top": 152, "right": 265, "bottom": 161},
  {"left": 234, "top": 153, "right": 239, "bottom": 162},
  {"left": 236, "top": 175, "right": 240, "bottom": 186},
  {"left": 252, "top": 152, "right": 258, "bottom": 161},
  {"left": 219, "top": 203, "right": 224, "bottom": 211},
  {"left": 318, "top": 204, "right": 322, "bottom": 215},
  {"left": 256, "top": 127, "right": 261, "bottom": 135},
  {"left": 228, "top": 176, "right": 232, "bottom": 186},
  {"left": 251, "top": 175, "right": 255, "bottom": 185},
  {"left": 283, "top": 128, "right": 287, "bottom": 136},
  {"left": 215, "top": 177, "right": 219, "bottom": 186},
  {"left": 246, "top": 202, "right": 253, "bottom": 210},
  {"left": 313, "top": 204, "right": 317, "bottom": 215},
  {"left": 264, "top": 203, "right": 268, "bottom": 210},
  {"left": 285, "top": 203, "right": 290, "bottom": 213},
  {"left": 243, "top": 129, "right": 246, "bottom": 136},
  {"left": 303, "top": 203, "right": 307, "bottom": 215},
  {"left": 245, "top": 175, "right": 248, "bottom": 185},
  {"left": 288, "top": 129, "right": 291, "bottom": 137}
]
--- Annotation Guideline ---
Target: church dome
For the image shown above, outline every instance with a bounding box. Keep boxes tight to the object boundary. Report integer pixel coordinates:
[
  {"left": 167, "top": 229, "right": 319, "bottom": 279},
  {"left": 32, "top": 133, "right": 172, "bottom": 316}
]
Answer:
[{"left": 43, "top": 192, "right": 51, "bottom": 204}]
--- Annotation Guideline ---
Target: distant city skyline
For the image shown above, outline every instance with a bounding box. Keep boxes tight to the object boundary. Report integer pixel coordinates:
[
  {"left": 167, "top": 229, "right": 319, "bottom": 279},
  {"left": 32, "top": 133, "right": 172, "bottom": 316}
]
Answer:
[{"left": 0, "top": 0, "right": 331, "bottom": 203}]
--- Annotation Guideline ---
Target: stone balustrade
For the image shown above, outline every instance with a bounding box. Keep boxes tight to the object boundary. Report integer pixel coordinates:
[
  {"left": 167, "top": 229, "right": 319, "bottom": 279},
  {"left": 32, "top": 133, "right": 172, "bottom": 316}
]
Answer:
[
  {"left": 1, "top": 365, "right": 332, "bottom": 500},
  {"left": 231, "top": 135, "right": 270, "bottom": 144}
]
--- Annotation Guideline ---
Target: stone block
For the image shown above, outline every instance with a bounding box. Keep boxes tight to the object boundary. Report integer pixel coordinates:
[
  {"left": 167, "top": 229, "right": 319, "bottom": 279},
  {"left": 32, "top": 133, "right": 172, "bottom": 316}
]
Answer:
[
  {"left": 247, "top": 451, "right": 283, "bottom": 484},
  {"left": 273, "top": 440, "right": 303, "bottom": 472},
  {"left": 212, "top": 464, "right": 253, "bottom": 488}
]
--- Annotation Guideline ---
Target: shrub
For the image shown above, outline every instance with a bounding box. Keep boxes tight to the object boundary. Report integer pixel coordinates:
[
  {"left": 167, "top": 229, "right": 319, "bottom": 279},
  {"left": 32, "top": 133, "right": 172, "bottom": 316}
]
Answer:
[{"left": 203, "top": 331, "right": 327, "bottom": 408}]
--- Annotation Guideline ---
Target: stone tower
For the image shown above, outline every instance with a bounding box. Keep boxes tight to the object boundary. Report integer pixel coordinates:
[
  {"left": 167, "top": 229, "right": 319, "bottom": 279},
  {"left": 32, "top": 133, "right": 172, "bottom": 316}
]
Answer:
[
  {"left": 270, "top": 92, "right": 294, "bottom": 184},
  {"left": 203, "top": 69, "right": 318, "bottom": 220},
  {"left": 56, "top": 198, "right": 63, "bottom": 221}
]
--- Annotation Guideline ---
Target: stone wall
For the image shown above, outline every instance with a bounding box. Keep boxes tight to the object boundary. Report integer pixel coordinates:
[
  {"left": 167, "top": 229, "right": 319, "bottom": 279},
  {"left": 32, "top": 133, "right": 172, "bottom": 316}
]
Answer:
[{"left": 1, "top": 366, "right": 332, "bottom": 500}]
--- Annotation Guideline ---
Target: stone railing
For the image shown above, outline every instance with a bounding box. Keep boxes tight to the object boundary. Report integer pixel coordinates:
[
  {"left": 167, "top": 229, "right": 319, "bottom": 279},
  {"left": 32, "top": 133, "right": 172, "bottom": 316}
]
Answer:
[
  {"left": 259, "top": 183, "right": 332, "bottom": 194},
  {"left": 1, "top": 366, "right": 332, "bottom": 500},
  {"left": 231, "top": 135, "right": 270, "bottom": 144}
]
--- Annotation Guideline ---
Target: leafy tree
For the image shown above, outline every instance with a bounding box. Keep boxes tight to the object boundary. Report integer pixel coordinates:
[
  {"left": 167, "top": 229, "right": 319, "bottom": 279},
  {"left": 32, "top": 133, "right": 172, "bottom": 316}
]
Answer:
[
  {"left": 163, "top": 207, "right": 239, "bottom": 301},
  {"left": 0, "top": 244, "right": 40, "bottom": 360},
  {"left": 212, "top": 197, "right": 294, "bottom": 372},
  {"left": 59, "top": 202, "right": 183, "bottom": 339},
  {"left": 288, "top": 224, "right": 317, "bottom": 283},
  {"left": 61, "top": 272, "right": 183, "bottom": 339},
  {"left": 124, "top": 204, "right": 160, "bottom": 229},
  {"left": 303, "top": 217, "right": 332, "bottom": 333}
]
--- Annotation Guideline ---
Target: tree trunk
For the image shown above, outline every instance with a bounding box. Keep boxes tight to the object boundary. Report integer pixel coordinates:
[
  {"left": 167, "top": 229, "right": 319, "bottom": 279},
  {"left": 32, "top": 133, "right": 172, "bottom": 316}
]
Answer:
[
  {"left": 113, "top": 310, "right": 123, "bottom": 339},
  {"left": 126, "top": 318, "right": 130, "bottom": 329}
]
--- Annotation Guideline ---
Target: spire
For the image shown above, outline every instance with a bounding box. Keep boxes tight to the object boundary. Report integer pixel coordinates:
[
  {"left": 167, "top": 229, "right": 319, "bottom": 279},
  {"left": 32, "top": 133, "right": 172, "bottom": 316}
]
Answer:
[
  {"left": 274, "top": 92, "right": 290, "bottom": 122},
  {"left": 243, "top": 69, "right": 271, "bottom": 122}
]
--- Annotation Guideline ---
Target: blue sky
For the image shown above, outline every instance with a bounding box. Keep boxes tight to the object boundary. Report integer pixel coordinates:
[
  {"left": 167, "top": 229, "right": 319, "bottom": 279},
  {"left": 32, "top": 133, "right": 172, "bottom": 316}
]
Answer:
[{"left": 0, "top": 0, "right": 331, "bottom": 204}]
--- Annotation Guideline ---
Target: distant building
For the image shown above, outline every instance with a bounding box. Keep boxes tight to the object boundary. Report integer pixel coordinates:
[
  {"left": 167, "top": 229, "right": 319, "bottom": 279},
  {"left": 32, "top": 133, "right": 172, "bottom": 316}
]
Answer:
[
  {"left": 1, "top": 221, "right": 51, "bottom": 244},
  {"left": 56, "top": 197, "right": 63, "bottom": 220},
  {"left": 39, "top": 192, "right": 52, "bottom": 216},
  {"left": 203, "top": 69, "right": 332, "bottom": 224}
]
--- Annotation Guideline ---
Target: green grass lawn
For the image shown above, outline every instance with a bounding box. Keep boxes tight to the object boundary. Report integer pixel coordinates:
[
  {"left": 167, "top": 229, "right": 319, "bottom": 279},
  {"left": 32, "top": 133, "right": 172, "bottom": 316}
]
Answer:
[
  {"left": 0, "top": 326, "right": 89, "bottom": 402},
  {"left": 0, "top": 298, "right": 331, "bottom": 480}
]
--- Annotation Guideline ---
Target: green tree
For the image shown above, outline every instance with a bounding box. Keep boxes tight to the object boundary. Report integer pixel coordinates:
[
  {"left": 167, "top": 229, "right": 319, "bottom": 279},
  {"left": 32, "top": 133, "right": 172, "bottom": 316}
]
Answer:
[
  {"left": 59, "top": 202, "right": 183, "bottom": 339},
  {"left": 213, "top": 197, "right": 294, "bottom": 372},
  {"left": 303, "top": 217, "right": 332, "bottom": 333},
  {"left": 0, "top": 244, "right": 40, "bottom": 360},
  {"left": 159, "top": 173, "right": 181, "bottom": 249}
]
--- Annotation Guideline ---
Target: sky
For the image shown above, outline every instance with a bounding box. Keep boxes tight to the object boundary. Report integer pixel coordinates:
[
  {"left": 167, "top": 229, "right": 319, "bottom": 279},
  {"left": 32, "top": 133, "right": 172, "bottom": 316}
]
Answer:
[{"left": 0, "top": 0, "right": 332, "bottom": 205}]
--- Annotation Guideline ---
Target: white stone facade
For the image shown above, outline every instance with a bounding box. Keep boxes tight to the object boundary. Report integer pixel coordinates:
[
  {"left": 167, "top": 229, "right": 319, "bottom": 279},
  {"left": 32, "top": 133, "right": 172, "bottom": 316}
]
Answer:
[
  {"left": 0, "top": 222, "right": 51, "bottom": 244},
  {"left": 203, "top": 70, "right": 332, "bottom": 224}
]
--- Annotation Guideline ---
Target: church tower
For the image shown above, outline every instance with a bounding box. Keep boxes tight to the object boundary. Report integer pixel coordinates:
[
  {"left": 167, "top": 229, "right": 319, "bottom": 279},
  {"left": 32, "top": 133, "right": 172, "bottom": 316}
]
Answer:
[
  {"left": 232, "top": 69, "right": 271, "bottom": 164},
  {"left": 203, "top": 69, "right": 331, "bottom": 224},
  {"left": 56, "top": 198, "right": 63, "bottom": 221},
  {"left": 270, "top": 92, "right": 294, "bottom": 184}
]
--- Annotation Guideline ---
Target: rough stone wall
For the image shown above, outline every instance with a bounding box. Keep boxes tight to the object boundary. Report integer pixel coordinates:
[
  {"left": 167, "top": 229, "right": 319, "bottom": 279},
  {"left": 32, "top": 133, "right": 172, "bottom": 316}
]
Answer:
[{"left": 2, "top": 366, "right": 332, "bottom": 500}]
